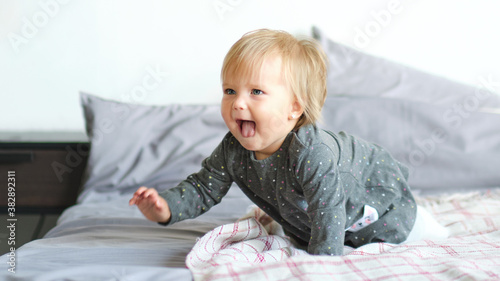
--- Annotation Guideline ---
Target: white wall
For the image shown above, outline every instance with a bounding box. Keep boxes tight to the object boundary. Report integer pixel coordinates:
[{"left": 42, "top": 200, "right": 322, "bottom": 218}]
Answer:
[{"left": 1, "top": 0, "right": 499, "bottom": 132}]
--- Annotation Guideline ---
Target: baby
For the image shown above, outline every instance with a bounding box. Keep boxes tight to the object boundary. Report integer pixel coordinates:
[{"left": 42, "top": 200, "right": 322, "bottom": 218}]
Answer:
[{"left": 130, "top": 29, "right": 420, "bottom": 256}]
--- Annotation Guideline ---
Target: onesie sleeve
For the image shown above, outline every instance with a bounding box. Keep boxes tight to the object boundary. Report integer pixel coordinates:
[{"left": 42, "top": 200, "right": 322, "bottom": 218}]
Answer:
[
  {"left": 296, "top": 143, "right": 346, "bottom": 256},
  {"left": 158, "top": 135, "right": 234, "bottom": 225}
]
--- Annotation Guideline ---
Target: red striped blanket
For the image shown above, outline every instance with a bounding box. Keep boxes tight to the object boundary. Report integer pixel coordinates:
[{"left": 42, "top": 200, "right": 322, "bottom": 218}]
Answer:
[{"left": 187, "top": 190, "right": 500, "bottom": 281}]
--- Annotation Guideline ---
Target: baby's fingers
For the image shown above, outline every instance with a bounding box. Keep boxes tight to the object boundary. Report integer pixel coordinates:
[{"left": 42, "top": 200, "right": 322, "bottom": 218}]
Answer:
[
  {"left": 137, "top": 189, "right": 160, "bottom": 207},
  {"left": 142, "top": 188, "right": 159, "bottom": 201},
  {"left": 129, "top": 186, "right": 150, "bottom": 205}
]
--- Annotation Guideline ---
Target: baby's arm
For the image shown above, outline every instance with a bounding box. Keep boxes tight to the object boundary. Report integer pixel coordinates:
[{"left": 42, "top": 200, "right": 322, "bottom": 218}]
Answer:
[
  {"left": 129, "top": 187, "right": 172, "bottom": 224},
  {"left": 130, "top": 134, "right": 234, "bottom": 225}
]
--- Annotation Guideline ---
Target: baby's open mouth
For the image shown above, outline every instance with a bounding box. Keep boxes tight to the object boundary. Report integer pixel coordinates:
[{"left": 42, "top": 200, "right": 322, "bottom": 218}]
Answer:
[{"left": 236, "top": 120, "right": 255, "bottom": 138}]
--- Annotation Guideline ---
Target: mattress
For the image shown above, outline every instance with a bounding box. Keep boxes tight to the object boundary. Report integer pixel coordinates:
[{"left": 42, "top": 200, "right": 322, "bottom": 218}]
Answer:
[{"left": 1, "top": 187, "right": 499, "bottom": 280}]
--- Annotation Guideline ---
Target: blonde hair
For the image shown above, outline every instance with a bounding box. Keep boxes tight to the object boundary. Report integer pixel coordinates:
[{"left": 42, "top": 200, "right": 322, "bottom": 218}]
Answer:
[{"left": 221, "top": 29, "right": 328, "bottom": 128}]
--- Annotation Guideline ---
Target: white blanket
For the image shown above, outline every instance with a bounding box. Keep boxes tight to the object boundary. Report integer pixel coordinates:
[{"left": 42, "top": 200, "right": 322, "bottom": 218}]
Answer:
[{"left": 187, "top": 191, "right": 500, "bottom": 281}]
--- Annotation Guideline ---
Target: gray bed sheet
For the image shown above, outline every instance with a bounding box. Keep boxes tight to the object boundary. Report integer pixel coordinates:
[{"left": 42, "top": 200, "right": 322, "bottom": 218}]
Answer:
[{"left": 0, "top": 186, "right": 253, "bottom": 281}]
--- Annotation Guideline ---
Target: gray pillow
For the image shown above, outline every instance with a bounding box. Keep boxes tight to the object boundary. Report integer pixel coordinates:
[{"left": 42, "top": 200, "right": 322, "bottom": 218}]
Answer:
[
  {"left": 78, "top": 92, "right": 228, "bottom": 202},
  {"left": 320, "top": 95, "right": 500, "bottom": 195},
  {"left": 313, "top": 26, "right": 500, "bottom": 194},
  {"left": 312, "top": 26, "right": 500, "bottom": 110},
  {"left": 79, "top": 90, "right": 499, "bottom": 201}
]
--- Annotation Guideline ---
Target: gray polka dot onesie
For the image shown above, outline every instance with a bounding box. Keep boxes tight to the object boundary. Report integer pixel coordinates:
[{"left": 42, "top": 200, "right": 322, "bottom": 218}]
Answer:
[{"left": 159, "top": 124, "right": 417, "bottom": 256}]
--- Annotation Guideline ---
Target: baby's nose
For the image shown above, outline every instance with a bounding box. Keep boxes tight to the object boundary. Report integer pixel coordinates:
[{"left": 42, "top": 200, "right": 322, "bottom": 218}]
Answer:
[{"left": 233, "top": 95, "right": 247, "bottom": 110}]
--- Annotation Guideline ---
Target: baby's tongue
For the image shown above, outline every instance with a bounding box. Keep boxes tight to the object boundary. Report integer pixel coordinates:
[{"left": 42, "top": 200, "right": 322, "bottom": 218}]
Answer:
[{"left": 241, "top": 121, "right": 255, "bottom": 138}]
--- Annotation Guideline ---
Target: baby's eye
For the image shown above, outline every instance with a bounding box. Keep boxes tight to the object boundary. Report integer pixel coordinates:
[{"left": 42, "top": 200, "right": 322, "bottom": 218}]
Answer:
[
  {"left": 224, "top": 88, "right": 236, "bottom": 95},
  {"left": 251, "top": 89, "right": 263, "bottom": 95}
]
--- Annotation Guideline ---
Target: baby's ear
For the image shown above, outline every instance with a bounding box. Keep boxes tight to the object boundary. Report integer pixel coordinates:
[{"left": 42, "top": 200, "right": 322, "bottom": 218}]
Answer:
[{"left": 289, "top": 98, "right": 304, "bottom": 120}]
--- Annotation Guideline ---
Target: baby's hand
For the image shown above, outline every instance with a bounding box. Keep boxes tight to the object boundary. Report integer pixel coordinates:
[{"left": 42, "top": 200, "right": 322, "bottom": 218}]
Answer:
[
  {"left": 258, "top": 213, "right": 274, "bottom": 227},
  {"left": 129, "top": 187, "right": 172, "bottom": 224}
]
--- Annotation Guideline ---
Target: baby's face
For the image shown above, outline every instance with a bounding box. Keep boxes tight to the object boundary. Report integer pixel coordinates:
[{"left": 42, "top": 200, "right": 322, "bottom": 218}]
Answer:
[{"left": 221, "top": 55, "right": 301, "bottom": 160}]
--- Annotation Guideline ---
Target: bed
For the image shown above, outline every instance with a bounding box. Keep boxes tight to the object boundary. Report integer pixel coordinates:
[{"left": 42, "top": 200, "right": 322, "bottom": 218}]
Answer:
[{"left": 2, "top": 26, "right": 500, "bottom": 281}]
